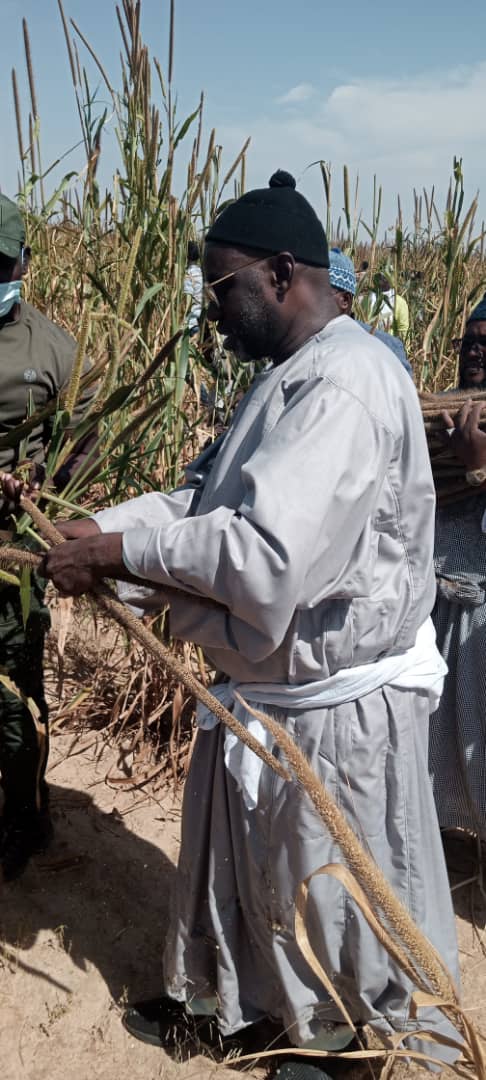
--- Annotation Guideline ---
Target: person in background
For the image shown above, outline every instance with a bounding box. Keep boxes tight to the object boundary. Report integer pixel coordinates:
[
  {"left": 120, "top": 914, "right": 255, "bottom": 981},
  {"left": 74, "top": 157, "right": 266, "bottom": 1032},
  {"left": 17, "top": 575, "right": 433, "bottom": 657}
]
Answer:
[
  {"left": 39, "top": 171, "right": 459, "bottom": 1079},
  {"left": 430, "top": 294, "right": 486, "bottom": 839},
  {"left": 329, "top": 248, "right": 413, "bottom": 376},
  {"left": 183, "top": 240, "right": 203, "bottom": 336},
  {"left": 184, "top": 238, "right": 228, "bottom": 413},
  {"left": 356, "top": 258, "right": 369, "bottom": 284},
  {"left": 0, "top": 194, "right": 95, "bottom": 881},
  {"left": 367, "top": 272, "right": 409, "bottom": 340}
]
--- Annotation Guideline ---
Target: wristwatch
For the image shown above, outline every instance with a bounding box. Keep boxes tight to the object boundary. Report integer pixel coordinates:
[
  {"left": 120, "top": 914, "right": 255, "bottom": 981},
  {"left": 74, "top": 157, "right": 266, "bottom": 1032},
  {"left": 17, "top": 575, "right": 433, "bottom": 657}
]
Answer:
[{"left": 465, "top": 468, "right": 486, "bottom": 486}]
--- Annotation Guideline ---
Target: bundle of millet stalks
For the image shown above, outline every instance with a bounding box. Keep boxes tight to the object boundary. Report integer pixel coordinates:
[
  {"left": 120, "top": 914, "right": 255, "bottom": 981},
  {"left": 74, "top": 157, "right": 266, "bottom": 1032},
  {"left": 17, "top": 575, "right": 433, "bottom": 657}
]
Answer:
[{"left": 421, "top": 389, "right": 486, "bottom": 504}]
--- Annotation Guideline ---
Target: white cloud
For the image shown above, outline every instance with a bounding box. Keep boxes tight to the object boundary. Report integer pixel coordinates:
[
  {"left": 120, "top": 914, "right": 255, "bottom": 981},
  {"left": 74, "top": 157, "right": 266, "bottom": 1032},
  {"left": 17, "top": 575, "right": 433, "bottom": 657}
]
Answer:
[
  {"left": 321, "top": 64, "right": 486, "bottom": 151},
  {"left": 275, "top": 83, "right": 315, "bottom": 105},
  {"left": 218, "top": 62, "right": 486, "bottom": 233}
]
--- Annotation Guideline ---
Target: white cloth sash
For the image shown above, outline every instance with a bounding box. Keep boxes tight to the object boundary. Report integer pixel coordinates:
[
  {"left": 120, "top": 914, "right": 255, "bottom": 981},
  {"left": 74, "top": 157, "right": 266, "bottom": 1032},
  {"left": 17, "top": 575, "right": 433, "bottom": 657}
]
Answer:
[{"left": 196, "top": 617, "right": 447, "bottom": 810}]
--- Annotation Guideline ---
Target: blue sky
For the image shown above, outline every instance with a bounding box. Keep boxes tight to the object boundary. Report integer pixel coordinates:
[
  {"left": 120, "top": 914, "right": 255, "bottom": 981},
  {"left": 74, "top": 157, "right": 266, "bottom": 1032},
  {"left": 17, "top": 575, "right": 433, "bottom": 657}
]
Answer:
[{"left": 2, "top": 0, "right": 486, "bottom": 233}]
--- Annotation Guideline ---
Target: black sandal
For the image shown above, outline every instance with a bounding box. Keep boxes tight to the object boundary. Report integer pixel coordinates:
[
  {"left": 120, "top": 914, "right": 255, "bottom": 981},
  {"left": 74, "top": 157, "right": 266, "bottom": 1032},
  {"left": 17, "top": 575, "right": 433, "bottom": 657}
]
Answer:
[
  {"left": 270, "top": 1031, "right": 366, "bottom": 1079},
  {"left": 122, "top": 996, "right": 190, "bottom": 1048},
  {"left": 122, "top": 995, "right": 268, "bottom": 1056},
  {"left": 272, "top": 1065, "right": 333, "bottom": 1080}
]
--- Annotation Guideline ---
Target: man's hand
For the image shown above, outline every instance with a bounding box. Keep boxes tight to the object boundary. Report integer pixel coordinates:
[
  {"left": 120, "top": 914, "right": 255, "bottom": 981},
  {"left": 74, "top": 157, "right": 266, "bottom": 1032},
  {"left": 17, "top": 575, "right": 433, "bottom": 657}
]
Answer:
[
  {"left": 54, "top": 518, "right": 101, "bottom": 541},
  {"left": 42, "top": 533, "right": 124, "bottom": 596},
  {"left": 43, "top": 526, "right": 230, "bottom": 610},
  {"left": 0, "top": 463, "right": 45, "bottom": 504},
  {"left": 441, "top": 399, "right": 486, "bottom": 471}
]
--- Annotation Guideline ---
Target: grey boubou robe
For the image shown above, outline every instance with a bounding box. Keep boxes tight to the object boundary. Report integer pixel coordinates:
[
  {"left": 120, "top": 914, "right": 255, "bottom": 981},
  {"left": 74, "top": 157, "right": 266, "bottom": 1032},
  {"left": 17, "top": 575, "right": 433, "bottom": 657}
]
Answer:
[{"left": 95, "top": 315, "right": 460, "bottom": 1061}]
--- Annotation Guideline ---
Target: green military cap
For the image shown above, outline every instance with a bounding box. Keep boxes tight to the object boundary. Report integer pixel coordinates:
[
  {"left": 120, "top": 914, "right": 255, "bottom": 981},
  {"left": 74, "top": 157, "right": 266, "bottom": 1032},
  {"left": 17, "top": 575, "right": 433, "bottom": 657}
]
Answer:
[{"left": 0, "top": 195, "right": 25, "bottom": 259}]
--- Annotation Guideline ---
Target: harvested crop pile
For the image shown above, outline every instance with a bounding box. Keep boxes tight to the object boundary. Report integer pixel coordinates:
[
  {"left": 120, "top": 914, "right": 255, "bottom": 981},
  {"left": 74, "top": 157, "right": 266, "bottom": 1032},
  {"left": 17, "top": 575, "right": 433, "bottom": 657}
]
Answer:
[{"left": 421, "top": 389, "right": 486, "bottom": 503}]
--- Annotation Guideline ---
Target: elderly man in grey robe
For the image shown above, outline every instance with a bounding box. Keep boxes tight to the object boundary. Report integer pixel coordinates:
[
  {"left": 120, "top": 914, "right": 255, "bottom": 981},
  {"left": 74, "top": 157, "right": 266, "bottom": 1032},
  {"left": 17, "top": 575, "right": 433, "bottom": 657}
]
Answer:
[{"left": 42, "top": 171, "right": 460, "bottom": 1079}]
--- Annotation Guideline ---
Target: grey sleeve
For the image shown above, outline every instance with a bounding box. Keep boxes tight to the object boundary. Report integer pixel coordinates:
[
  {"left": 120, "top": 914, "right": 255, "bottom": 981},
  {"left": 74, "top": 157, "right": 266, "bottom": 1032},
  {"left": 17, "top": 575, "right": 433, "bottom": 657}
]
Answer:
[
  {"left": 121, "top": 379, "right": 394, "bottom": 661},
  {"left": 93, "top": 434, "right": 225, "bottom": 533},
  {"left": 94, "top": 487, "right": 200, "bottom": 533}
]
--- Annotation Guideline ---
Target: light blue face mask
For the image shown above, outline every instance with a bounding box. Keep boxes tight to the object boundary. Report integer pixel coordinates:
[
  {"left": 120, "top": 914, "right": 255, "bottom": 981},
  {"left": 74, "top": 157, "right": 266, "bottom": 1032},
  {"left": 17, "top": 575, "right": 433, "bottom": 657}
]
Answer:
[{"left": 0, "top": 279, "right": 22, "bottom": 319}]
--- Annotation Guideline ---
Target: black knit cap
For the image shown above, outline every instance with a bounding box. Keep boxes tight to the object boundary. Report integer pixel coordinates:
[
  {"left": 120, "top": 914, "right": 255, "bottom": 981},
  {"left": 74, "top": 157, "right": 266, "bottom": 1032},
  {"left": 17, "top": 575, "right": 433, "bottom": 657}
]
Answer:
[{"left": 206, "top": 169, "right": 329, "bottom": 269}]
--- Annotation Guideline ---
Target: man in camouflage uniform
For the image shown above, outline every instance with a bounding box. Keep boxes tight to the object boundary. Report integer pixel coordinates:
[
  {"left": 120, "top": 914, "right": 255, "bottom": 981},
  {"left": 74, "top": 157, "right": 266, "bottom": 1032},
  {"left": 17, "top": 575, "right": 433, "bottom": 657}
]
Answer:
[{"left": 0, "top": 195, "right": 94, "bottom": 880}]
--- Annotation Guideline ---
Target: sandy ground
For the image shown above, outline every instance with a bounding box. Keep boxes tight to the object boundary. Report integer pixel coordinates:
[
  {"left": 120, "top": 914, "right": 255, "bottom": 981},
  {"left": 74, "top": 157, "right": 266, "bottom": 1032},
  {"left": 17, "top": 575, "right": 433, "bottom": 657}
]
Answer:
[
  {"left": 0, "top": 730, "right": 245, "bottom": 1080},
  {"left": 1, "top": 730, "right": 485, "bottom": 1080}
]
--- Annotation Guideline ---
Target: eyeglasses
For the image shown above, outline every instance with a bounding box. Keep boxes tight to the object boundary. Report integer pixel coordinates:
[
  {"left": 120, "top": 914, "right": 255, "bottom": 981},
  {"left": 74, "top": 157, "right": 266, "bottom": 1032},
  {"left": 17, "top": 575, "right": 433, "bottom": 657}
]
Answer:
[
  {"left": 203, "top": 255, "right": 270, "bottom": 309},
  {"left": 453, "top": 336, "right": 486, "bottom": 355}
]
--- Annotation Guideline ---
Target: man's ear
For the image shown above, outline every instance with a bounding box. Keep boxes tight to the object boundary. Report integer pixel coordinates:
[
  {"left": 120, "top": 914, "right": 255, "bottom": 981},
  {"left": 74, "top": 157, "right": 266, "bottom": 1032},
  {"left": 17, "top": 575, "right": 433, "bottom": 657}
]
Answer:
[
  {"left": 332, "top": 288, "right": 351, "bottom": 314},
  {"left": 270, "top": 251, "right": 295, "bottom": 299}
]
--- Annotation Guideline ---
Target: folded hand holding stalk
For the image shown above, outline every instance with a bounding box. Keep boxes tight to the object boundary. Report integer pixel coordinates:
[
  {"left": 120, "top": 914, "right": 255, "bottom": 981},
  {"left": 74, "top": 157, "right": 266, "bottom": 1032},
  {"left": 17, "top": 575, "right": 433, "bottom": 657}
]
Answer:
[{"left": 0, "top": 481, "right": 290, "bottom": 782}]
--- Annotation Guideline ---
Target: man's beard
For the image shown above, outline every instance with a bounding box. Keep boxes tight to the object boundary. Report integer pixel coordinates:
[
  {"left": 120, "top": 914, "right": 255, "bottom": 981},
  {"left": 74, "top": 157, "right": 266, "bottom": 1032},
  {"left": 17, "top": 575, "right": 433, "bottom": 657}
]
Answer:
[
  {"left": 459, "top": 372, "right": 486, "bottom": 390},
  {"left": 222, "top": 286, "right": 282, "bottom": 363}
]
